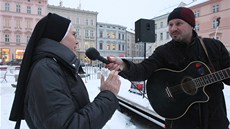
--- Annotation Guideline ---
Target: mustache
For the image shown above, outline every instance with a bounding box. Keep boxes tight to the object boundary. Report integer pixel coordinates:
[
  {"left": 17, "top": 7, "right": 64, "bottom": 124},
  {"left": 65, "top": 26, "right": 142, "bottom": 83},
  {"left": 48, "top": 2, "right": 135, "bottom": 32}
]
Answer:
[{"left": 171, "top": 30, "right": 180, "bottom": 34}]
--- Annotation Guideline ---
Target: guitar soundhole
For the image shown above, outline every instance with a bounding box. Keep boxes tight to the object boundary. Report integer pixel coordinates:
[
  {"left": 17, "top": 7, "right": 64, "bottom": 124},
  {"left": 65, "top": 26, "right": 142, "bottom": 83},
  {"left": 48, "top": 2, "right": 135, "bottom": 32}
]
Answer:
[{"left": 181, "top": 77, "right": 197, "bottom": 95}]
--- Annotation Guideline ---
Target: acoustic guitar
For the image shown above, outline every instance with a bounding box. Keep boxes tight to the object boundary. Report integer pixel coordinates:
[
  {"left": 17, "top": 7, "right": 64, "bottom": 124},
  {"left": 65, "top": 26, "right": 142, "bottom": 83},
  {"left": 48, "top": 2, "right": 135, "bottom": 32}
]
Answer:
[{"left": 146, "top": 61, "right": 230, "bottom": 120}]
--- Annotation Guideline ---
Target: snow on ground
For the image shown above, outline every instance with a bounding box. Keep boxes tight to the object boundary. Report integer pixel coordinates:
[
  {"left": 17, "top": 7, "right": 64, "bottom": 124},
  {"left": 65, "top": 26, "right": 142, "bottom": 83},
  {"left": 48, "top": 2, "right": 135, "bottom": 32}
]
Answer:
[{"left": 1, "top": 66, "right": 230, "bottom": 128}]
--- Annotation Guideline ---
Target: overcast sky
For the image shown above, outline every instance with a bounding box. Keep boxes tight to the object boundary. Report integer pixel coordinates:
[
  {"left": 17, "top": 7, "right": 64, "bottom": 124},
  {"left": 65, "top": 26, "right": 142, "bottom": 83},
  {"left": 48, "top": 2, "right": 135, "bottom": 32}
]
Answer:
[{"left": 48, "top": 0, "right": 195, "bottom": 30}]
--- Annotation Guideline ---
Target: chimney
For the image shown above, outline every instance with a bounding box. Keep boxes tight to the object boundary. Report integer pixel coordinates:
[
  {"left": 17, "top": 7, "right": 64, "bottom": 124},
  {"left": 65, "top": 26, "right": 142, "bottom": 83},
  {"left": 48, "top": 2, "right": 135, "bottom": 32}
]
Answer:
[{"left": 59, "top": 0, "right": 63, "bottom": 7}]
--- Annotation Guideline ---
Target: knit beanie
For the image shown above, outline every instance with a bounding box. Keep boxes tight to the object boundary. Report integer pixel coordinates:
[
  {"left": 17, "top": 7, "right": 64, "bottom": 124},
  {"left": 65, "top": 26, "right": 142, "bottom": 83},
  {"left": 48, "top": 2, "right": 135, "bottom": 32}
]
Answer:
[{"left": 168, "top": 7, "right": 195, "bottom": 28}]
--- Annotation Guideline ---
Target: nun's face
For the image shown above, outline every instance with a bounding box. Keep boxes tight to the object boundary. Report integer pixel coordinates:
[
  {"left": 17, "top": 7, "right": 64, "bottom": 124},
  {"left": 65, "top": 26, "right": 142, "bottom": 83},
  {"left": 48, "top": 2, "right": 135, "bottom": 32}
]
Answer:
[{"left": 60, "top": 25, "right": 78, "bottom": 52}]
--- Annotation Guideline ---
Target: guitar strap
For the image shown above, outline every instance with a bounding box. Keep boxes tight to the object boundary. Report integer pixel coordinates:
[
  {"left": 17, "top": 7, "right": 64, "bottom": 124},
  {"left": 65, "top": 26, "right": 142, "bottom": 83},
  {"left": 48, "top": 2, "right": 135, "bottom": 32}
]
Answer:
[
  {"left": 198, "top": 37, "right": 216, "bottom": 129},
  {"left": 199, "top": 37, "right": 216, "bottom": 72}
]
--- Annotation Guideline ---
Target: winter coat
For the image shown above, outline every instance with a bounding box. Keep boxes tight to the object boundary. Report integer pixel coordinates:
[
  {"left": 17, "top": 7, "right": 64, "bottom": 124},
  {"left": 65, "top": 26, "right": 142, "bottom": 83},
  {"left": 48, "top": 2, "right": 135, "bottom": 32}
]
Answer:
[
  {"left": 24, "top": 38, "right": 119, "bottom": 129},
  {"left": 120, "top": 31, "right": 230, "bottom": 129}
]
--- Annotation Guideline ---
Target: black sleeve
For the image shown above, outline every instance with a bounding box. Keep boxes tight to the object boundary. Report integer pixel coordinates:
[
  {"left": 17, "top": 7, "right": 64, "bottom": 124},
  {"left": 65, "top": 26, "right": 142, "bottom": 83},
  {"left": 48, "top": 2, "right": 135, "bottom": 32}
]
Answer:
[{"left": 119, "top": 46, "right": 165, "bottom": 81}]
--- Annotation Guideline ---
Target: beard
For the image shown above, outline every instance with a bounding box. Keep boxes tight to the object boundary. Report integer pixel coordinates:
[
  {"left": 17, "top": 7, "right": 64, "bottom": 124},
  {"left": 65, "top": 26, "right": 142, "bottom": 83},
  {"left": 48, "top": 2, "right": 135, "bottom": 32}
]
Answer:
[{"left": 171, "top": 34, "right": 182, "bottom": 42}]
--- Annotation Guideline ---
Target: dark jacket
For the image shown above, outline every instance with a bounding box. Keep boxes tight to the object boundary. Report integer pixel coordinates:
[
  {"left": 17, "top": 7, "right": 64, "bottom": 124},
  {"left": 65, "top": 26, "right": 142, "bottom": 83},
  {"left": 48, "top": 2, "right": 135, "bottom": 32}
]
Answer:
[
  {"left": 24, "top": 38, "right": 119, "bottom": 129},
  {"left": 120, "top": 31, "right": 230, "bottom": 129}
]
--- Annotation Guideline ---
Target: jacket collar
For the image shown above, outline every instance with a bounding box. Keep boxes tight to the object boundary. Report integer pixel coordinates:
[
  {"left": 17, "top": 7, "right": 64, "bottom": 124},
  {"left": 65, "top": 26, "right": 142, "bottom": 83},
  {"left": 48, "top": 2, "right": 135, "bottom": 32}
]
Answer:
[
  {"left": 34, "top": 38, "right": 82, "bottom": 73},
  {"left": 172, "top": 30, "right": 199, "bottom": 48}
]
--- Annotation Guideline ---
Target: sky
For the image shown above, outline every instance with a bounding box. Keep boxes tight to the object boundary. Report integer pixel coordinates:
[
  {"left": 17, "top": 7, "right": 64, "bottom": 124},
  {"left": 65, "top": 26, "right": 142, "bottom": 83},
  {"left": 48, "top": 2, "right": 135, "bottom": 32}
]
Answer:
[
  {"left": 1, "top": 66, "right": 230, "bottom": 128},
  {"left": 48, "top": 0, "right": 197, "bottom": 30}
]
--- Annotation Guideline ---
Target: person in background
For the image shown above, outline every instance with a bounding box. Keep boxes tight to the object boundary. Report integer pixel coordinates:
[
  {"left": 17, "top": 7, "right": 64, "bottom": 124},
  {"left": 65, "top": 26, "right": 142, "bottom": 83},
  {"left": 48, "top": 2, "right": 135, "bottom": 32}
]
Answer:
[
  {"left": 105, "top": 7, "right": 230, "bottom": 129},
  {"left": 9, "top": 13, "right": 121, "bottom": 129}
]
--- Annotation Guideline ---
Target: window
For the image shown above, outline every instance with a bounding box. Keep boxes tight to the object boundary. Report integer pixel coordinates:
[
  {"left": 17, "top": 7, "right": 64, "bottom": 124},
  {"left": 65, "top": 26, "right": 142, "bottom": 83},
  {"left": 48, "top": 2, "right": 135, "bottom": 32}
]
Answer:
[
  {"left": 195, "top": 24, "right": 200, "bottom": 31},
  {"left": 112, "top": 44, "right": 116, "bottom": 50},
  {"left": 99, "top": 31, "right": 103, "bottom": 38},
  {"left": 160, "top": 22, "right": 163, "bottom": 28},
  {"left": 85, "top": 30, "right": 89, "bottom": 37},
  {"left": 107, "top": 32, "right": 110, "bottom": 38},
  {"left": 112, "top": 32, "right": 116, "bottom": 39},
  {"left": 38, "top": 7, "right": 42, "bottom": 15},
  {"left": 90, "top": 19, "right": 94, "bottom": 26},
  {"left": 5, "top": 34, "right": 10, "bottom": 42},
  {"left": 122, "top": 45, "right": 125, "bottom": 51},
  {"left": 4, "top": 18, "right": 10, "bottom": 28},
  {"left": 90, "top": 30, "right": 93, "bottom": 37},
  {"left": 166, "top": 32, "right": 170, "bottom": 39},
  {"left": 118, "top": 44, "right": 121, "bottom": 50},
  {"left": 85, "top": 19, "right": 88, "bottom": 25},
  {"left": 118, "top": 33, "right": 121, "bottom": 39},
  {"left": 160, "top": 33, "right": 163, "bottom": 40},
  {"left": 76, "top": 28, "right": 80, "bottom": 37},
  {"left": 16, "top": 35, "right": 20, "bottom": 43},
  {"left": 213, "top": 4, "right": 219, "bottom": 13},
  {"left": 15, "top": 19, "right": 21, "bottom": 29},
  {"left": 212, "top": 19, "right": 218, "bottom": 28},
  {"left": 16, "top": 4, "right": 20, "bottom": 13},
  {"left": 27, "top": 6, "right": 31, "bottom": 14},
  {"left": 27, "top": 36, "right": 31, "bottom": 42},
  {"left": 99, "top": 42, "right": 103, "bottom": 50},
  {"left": 26, "top": 20, "right": 32, "bottom": 29},
  {"left": 122, "top": 34, "right": 125, "bottom": 40},
  {"left": 107, "top": 44, "right": 110, "bottom": 50},
  {"left": 5, "top": 3, "right": 10, "bottom": 11},
  {"left": 194, "top": 10, "right": 200, "bottom": 17}
]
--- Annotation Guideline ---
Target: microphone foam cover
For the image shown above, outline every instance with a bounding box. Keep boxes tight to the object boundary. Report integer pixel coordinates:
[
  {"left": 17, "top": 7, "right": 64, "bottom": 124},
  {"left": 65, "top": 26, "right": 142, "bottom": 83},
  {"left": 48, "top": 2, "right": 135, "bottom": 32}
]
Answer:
[{"left": 85, "top": 47, "right": 100, "bottom": 60}]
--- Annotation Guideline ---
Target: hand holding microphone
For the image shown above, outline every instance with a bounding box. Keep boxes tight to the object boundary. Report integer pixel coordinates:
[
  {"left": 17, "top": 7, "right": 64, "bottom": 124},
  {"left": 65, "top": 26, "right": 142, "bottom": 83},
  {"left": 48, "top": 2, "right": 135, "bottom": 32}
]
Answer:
[
  {"left": 85, "top": 47, "right": 126, "bottom": 71},
  {"left": 85, "top": 47, "right": 121, "bottom": 95}
]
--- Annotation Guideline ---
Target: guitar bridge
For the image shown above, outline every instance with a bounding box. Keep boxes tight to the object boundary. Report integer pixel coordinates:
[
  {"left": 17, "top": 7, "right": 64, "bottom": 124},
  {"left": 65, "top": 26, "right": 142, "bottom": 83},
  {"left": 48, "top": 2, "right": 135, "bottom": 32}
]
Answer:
[{"left": 165, "top": 86, "right": 173, "bottom": 98}]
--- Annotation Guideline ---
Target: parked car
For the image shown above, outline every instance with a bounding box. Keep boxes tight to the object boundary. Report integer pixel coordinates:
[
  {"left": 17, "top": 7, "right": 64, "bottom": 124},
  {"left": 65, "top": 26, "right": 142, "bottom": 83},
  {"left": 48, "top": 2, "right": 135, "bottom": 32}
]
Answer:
[{"left": 6, "top": 59, "right": 22, "bottom": 66}]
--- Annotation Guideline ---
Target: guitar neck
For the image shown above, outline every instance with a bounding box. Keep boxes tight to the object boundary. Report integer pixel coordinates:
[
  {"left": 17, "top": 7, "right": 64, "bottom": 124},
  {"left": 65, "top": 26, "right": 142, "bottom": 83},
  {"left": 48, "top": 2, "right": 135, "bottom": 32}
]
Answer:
[{"left": 193, "top": 67, "right": 230, "bottom": 88}]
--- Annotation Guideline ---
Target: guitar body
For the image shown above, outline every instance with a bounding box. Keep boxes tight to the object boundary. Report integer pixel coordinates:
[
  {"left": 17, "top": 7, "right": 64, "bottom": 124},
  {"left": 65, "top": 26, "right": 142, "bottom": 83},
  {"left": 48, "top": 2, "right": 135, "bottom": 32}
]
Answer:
[{"left": 147, "top": 61, "right": 212, "bottom": 120}]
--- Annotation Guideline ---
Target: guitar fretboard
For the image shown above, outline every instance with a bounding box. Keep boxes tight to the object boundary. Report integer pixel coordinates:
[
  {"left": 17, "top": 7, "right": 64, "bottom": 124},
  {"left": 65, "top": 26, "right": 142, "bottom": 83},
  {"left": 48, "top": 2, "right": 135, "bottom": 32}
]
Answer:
[{"left": 193, "top": 67, "right": 230, "bottom": 88}]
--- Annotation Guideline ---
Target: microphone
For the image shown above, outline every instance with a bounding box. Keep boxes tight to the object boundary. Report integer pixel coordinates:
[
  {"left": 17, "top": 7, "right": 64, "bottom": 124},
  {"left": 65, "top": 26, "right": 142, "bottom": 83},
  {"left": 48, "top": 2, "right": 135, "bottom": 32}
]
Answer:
[{"left": 85, "top": 47, "right": 109, "bottom": 64}]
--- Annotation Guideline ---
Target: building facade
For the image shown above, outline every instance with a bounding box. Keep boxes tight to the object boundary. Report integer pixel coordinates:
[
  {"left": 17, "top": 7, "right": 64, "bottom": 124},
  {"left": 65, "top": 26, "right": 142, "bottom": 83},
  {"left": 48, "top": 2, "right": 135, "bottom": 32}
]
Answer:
[
  {"left": 47, "top": 5, "right": 98, "bottom": 61},
  {"left": 0, "top": 0, "right": 47, "bottom": 62},
  {"left": 191, "top": 0, "right": 230, "bottom": 51},
  {"left": 126, "top": 30, "right": 144, "bottom": 57},
  {"left": 97, "top": 22, "right": 126, "bottom": 57}
]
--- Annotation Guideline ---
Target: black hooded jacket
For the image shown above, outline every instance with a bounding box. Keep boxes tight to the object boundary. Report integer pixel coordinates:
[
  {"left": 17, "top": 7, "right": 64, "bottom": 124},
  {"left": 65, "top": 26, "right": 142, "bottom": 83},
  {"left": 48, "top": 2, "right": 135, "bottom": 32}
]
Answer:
[
  {"left": 120, "top": 31, "right": 230, "bottom": 129},
  {"left": 23, "top": 38, "right": 119, "bottom": 129}
]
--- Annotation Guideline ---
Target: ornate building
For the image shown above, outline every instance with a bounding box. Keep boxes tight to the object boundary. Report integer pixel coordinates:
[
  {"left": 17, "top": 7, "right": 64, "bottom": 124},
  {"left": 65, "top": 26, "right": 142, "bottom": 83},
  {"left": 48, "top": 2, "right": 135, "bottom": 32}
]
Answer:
[
  {"left": 0, "top": 0, "right": 47, "bottom": 62},
  {"left": 97, "top": 22, "right": 126, "bottom": 57}
]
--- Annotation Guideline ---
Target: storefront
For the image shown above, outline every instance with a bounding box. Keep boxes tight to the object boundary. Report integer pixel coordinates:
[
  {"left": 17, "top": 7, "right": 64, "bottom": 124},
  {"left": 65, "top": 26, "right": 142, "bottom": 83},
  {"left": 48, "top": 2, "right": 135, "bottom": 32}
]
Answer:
[
  {"left": 0, "top": 48, "right": 25, "bottom": 62},
  {"left": 15, "top": 49, "right": 24, "bottom": 59},
  {"left": 1, "top": 48, "right": 10, "bottom": 62}
]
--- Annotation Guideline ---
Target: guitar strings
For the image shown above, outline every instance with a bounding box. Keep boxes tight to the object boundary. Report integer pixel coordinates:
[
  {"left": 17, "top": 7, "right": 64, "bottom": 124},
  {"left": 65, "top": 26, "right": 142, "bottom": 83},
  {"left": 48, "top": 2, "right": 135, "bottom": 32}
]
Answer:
[{"left": 167, "top": 80, "right": 198, "bottom": 96}]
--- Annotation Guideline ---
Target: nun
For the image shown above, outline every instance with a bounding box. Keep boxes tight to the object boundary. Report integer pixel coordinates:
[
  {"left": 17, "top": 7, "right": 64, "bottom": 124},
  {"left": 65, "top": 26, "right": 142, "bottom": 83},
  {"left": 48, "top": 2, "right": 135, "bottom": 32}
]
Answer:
[{"left": 9, "top": 13, "right": 121, "bottom": 129}]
